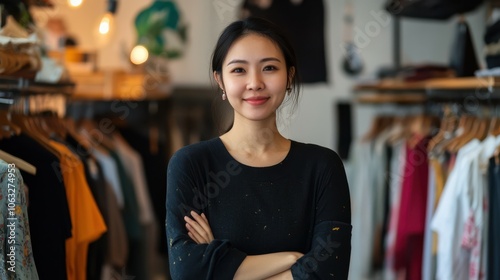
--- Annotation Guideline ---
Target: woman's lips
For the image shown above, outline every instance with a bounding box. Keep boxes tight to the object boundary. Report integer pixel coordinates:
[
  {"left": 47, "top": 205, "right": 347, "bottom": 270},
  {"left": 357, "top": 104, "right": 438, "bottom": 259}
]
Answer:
[{"left": 244, "top": 97, "right": 269, "bottom": 105}]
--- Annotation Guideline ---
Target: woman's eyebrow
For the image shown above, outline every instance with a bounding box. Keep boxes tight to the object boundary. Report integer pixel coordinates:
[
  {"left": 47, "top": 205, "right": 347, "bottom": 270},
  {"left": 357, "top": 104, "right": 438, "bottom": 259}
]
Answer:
[{"left": 226, "top": 57, "right": 282, "bottom": 66}]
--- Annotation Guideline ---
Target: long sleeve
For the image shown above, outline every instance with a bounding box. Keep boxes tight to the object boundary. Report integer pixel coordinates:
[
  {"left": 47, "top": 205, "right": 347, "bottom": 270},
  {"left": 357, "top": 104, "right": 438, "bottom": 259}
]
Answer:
[
  {"left": 291, "top": 151, "right": 352, "bottom": 279},
  {"left": 166, "top": 148, "right": 247, "bottom": 280}
]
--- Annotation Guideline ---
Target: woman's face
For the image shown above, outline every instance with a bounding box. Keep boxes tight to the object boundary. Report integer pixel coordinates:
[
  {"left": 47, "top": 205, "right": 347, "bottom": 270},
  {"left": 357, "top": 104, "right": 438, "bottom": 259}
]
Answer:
[{"left": 215, "top": 33, "right": 291, "bottom": 123}]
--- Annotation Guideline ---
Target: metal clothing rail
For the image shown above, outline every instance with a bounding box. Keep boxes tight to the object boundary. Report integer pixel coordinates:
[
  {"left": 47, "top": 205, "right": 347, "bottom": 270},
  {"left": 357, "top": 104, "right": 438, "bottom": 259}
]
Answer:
[{"left": 0, "top": 75, "right": 75, "bottom": 102}]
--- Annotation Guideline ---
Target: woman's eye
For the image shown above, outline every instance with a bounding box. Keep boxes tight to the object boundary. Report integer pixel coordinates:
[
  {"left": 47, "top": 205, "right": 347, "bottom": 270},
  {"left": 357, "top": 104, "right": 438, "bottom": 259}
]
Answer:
[
  {"left": 263, "top": 65, "right": 277, "bottom": 71},
  {"left": 231, "top": 68, "right": 245, "bottom": 73}
]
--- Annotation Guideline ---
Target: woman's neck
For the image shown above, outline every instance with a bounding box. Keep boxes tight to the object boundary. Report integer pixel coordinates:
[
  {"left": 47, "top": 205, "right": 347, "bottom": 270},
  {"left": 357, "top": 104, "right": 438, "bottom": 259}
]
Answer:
[{"left": 221, "top": 117, "right": 288, "bottom": 154}]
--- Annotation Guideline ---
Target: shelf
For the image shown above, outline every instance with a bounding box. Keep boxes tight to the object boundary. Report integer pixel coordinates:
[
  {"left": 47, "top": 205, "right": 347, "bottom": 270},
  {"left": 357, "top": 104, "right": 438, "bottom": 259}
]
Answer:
[
  {"left": 354, "top": 76, "right": 500, "bottom": 104},
  {"left": 69, "top": 70, "right": 171, "bottom": 101},
  {"left": 354, "top": 79, "right": 428, "bottom": 92},
  {"left": 355, "top": 92, "right": 427, "bottom": 104},
  {"left": 0, "top": 76, "right": 75, "bottom": 96}
]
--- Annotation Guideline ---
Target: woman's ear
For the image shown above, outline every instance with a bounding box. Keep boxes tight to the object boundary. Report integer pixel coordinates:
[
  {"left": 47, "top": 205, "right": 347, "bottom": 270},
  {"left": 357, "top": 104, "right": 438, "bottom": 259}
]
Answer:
[
  {"left": 287, "top": 67, "right": 296, "bottom": 88},
  {"left": 214, "top": 71, "right": 224, "bottom": 91}
]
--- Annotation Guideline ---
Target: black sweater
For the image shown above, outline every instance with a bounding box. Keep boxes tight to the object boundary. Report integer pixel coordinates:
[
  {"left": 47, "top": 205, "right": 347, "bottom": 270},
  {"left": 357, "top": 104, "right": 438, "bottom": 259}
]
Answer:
[{"left": 166, "top": 138, "right": 351, "bottom": 279}]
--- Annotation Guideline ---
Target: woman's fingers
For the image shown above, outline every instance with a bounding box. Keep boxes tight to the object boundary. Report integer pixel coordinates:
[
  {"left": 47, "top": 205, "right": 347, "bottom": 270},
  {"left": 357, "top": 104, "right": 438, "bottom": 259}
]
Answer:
[
  {"left": 187, "top": 227, "right": 201, "bottom": 244},
  {"left": 184, "top": 212, "right": 213, "bottom": 243},
  {"left": 191, "top": 212, "right": 214, "bottom": 241},
  {"left": 185, "top": 218, "right": 208, "bottom": 243}
]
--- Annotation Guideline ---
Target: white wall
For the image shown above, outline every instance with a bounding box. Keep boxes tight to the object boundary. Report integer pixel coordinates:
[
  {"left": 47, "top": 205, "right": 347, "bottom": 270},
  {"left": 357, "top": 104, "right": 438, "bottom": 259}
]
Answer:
[{"left": 38, "top": 0, "right": 488, "bottom": 150}]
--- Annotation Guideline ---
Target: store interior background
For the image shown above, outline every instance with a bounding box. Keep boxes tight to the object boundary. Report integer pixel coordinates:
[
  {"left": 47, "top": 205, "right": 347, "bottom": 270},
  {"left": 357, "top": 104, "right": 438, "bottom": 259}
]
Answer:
[
  {"left": 39, "top": 0, "right": 488, "bottom": 150},
  {"left": 14, "top": 0, "right": 493, "bottom": 280}
]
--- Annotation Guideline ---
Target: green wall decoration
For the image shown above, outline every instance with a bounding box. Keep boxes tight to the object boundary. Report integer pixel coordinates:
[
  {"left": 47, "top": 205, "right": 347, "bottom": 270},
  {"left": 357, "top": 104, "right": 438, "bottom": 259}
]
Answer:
[{"left": 134, "top": 0, "right": 187, "bottom": 59}]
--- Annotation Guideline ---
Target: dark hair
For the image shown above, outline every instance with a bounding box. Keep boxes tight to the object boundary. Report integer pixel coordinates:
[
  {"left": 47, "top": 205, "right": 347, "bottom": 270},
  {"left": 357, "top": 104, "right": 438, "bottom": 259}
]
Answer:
[{"left": 210, "top": 17, "right": 301, "bottom": 133}]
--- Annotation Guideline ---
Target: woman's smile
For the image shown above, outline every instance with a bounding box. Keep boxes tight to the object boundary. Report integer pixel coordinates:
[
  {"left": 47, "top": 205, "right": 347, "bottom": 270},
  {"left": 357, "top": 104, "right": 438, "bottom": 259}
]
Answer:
[{"left": 243, "top": 96, "right": 270, "bottom": 105}]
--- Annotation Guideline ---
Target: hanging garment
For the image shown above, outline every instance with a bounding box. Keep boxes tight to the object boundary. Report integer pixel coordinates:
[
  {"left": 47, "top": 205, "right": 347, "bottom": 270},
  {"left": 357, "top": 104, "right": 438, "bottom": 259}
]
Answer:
[
  {"left": 104, "top": 149, "right": 147, "bottom": 280},
  {"left": 113, "top": 134, "right": 155, "bottom": 225},
  {"left": 242, "top": 0, "right": 328, "bottom": 83},
  {"left": 49, "top": 140, "right": 107, "bottom": 280},
  {"left": 487, "top": 157, "right": 500, "bottom": 280},
  {"left": 393, "top": 137, "right": 430, "bottom": 280},
  {"left": 466, "top": 135, "right": 497, "bottom": 280},
  {"left": 92, "top": 149, "right": 124, "bottom": 209},
  {"left": 431, "top": 139, "right": 482, "bottom": 280},
  {"left": 119, "top": 126, "right": 168, "bottom": 257},
  {"left": 384, "top": 0, "right": 484, "bottom": 20},
  {"left": 383, "top": 140, "right": 406, "bottom": 280},
  {"left": 0, "top": 160, "right": 39, "bottom": 280},
  {"left": 336, "top": 102, "right": 353, "bottom": 160},
  {"left": 62, "top": 135, "right": 108, "bottom": 280},
  {"left": 0, "top": 133, "right": 71, "bottom": 280},
  {"left": 347, "top": 129, "right": 391, "bottom": 280},
  {"left": 422, "top": 159, "right": 436, "bottom": 280}
]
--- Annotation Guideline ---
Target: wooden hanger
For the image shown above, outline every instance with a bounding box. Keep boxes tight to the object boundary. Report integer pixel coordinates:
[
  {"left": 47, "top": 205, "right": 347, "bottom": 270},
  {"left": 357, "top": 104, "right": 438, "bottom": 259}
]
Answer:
[
  {"left": 0, "top": 149, "right": 36, "bottom": 175},
  {"left": 476, "top": 117, "right": 490, "bottom": 141},
  {"left": 407, "top": 114, "right": 437, "bottom": 149},
  {"left": 488, "top": 116, "right": 498, "bottom": 136},
  {"left": 428, "top": 106, "right": 456, "bottom": 152},
  {"left": 0, "top": 110, "right": 21, "bottom": 139},
  {"left": 41, "top": 111, "right": 67, "bottom": 140},
  {"left": 78, "top": 119, "right": 115, "bottom": 151},
  {"left": 441, "top": 114, "right": 471, "bottom": 153},
  {"left": 10, "top": 112, "right": 63, "bottom": 159},
  {"left": 447, "top": 115, "right": 481, "bottom": 153},
  {"left": 386, "top": 116, "right": 405, "bottom": 144},
  {"left": 362, "top": 115, "right": 393, "bottom": 142},
  {"left": 491, "top": 116, "right": 500, "bottom": 136},
  {"left": 64, "top": 117, "right": 92, "bottom": 151}
]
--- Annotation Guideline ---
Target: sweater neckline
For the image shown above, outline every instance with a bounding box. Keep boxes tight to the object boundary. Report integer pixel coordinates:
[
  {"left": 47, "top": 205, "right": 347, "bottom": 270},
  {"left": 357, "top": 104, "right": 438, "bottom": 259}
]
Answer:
[{"left": 214, "top": 137, "right": 295, "bottom": 171}]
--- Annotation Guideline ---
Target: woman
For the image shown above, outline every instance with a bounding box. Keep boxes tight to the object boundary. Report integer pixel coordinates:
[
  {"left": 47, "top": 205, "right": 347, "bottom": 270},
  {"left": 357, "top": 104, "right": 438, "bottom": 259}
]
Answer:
[{"left": 166, "top": 17, "right": 351, "bottom": 280}]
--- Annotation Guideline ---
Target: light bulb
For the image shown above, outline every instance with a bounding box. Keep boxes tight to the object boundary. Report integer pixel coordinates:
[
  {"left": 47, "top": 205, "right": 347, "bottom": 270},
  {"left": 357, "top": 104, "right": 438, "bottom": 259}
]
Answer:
[
  {"left": 130, "top": 45, "right": 149, "bottom": 65},
  {"left": 99, "top": 12, "right": 113, "bottom": 35},
  {"left": 68, "top": 0, "right": 83, "bottom": 7}
]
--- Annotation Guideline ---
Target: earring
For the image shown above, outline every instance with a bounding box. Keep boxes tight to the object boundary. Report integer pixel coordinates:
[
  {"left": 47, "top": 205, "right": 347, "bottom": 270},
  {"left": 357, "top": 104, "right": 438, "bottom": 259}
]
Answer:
[{"left": 222, "top": 91, "right": 226, "bottom": 100}]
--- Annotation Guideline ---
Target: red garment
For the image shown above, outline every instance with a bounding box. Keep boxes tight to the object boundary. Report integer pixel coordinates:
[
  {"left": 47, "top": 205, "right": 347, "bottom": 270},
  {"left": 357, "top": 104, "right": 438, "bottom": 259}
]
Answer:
[{"left": 393, "top": 137, "right": 430, "bottom": 280}]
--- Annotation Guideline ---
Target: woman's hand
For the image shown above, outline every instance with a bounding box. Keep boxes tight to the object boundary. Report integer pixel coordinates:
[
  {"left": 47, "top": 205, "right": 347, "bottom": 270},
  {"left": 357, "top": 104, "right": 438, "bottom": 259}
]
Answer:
[
  {"left": 184, "top": 211, "right": 214, "bottom": 244},
  {"left": 265, "top": 270, "right": 293, "bottom": 280}
]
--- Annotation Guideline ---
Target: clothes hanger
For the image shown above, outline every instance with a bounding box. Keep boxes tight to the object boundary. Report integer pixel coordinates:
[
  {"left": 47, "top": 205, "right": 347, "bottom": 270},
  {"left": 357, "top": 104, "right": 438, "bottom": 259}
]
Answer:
[
  {"left": 448, "top": 115, "right": 480, "bottom": 153},
  {"left": 476, "top": 117, "right": 490, "bottom": 141},
  {"left": 491, "top": 105, "right": 500, "bottom": 136},
  {"left": 77, "top": 118, "right": 116, "bottom": 151},
  {"left": 385, "top": 115, "right": 405, "bottom": 145},
  {"left": 64, "top": 117, "right": 92, "bottom": 151},
  {"left": 362, "top": 115, "right": 393, "bottom": 142},
  {"left": 441, "top": 114, "right": 472, "bottom": 153},
  {"left": 407, "top": 114, "right": 437, "bottom": 149},
  {"left": 0, "top": 110, "right": 21, "bottom": 139},
  {"left": 428, "top": 105, "right": 454, "bottom": 152},
  {"left": 10, "top": 97, "right": 63, "bottom": 159},
  {"left": 488, "top": 117, "right": 497, "bottom": 136},
  {"left": 0, "top": 149, "right": 36, "bottom": 175},
  {"left": 42, "top": 111, "right": 67, "bottom": 140}
]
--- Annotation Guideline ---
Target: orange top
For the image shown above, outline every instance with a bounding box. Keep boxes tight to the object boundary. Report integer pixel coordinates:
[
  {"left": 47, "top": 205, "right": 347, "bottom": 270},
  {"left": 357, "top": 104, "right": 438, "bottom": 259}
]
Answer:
[{"left": 49, "top": 141, "right": 107, "bottom": 280}]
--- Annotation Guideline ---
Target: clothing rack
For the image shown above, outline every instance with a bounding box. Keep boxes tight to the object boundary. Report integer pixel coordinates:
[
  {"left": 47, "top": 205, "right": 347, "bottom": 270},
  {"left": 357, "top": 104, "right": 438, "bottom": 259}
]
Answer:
[{"left": 349, "top": 76, "right": 500, "bottom": 280}]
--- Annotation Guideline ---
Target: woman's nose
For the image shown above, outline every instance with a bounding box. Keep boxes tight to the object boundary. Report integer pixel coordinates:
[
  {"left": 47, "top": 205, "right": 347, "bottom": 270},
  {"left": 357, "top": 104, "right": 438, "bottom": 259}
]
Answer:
[{"left": 246, "top": 72, "right": 264, "bottom": 91}]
